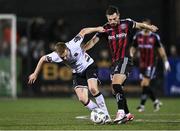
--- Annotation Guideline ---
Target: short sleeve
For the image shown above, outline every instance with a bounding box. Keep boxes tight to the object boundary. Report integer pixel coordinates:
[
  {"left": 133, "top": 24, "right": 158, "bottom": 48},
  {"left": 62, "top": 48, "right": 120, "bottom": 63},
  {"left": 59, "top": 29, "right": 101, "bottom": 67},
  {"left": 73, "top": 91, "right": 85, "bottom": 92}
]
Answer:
[
  {"left": 45, "top": 52, "right": 62, "bottom": 63},
  {"left": 154, "top": 34, "right": 163, "bottom": 48},
  {"left": 126, "top": 18, "right": 136, "bottom": 30},
  {"left": 66, "top": 34, "right": 84, "bottom": 49}
]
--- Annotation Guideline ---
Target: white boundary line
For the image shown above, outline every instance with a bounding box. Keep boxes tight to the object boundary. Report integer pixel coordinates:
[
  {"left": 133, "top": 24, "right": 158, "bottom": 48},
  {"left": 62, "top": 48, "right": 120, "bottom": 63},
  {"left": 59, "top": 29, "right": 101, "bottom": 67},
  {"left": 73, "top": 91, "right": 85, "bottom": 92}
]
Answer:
[
  {"left": 75, "top": 114, "right": 180, "bottom": 123},
  {"left": 135, "top": 113, "right": 180, "bottom": 116},
  {"left": 75, "top": 116, "right": 89, "bottom": 120},
  {"left": 135, "top": 119, "right": 180, "bottom": 123}
]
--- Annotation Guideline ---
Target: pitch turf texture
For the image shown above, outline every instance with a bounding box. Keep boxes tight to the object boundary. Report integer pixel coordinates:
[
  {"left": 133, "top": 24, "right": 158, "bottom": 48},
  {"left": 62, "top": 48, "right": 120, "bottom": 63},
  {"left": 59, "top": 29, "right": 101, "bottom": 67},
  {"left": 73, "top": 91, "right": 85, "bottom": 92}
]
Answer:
[{"left": 0, "top": 98, "right": 179, "bottom": 130}]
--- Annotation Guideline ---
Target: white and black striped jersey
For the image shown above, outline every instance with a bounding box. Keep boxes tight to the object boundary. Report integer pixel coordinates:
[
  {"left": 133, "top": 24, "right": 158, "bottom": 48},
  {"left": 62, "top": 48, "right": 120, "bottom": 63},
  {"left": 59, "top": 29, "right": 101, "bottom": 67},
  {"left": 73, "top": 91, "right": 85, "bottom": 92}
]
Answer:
[{"left": 45, "top": 34, "right": 94, "bottom": 73}]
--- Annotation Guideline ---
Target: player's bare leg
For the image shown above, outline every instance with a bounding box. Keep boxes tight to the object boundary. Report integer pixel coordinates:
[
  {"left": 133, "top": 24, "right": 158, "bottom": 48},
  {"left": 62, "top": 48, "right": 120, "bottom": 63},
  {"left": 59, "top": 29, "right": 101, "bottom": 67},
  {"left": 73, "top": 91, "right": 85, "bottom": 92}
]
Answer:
[{"left": 74, "top": 87, "right": 98, "bottom": 110}]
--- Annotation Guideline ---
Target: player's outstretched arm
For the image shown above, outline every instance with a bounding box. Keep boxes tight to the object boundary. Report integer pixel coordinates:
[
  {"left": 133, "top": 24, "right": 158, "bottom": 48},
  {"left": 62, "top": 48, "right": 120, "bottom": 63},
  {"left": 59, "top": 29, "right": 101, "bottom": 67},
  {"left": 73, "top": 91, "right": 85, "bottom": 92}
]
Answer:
[
  {"left": 135, "top": 22, "right": 158, "bottom": 32},
  {"left": 158, "top": 47, "right": 171, "bottom": 72},
  {"left": 83, "top": 35, "right": 100, "bottom": 51},
  {"left": 28, "top": 56, "right": 46, "bottom": 84},
  {"left": 79, "top": 26, "right": 105, "bottom": 37}
]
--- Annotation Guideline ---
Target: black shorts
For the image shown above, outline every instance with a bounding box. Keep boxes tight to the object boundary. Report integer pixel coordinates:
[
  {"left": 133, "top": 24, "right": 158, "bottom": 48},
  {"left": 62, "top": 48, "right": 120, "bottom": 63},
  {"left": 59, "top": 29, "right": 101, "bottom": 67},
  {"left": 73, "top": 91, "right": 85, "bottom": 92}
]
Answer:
[
  {"left": 140, "top": 66, "right": 156, "bottom": 80},
  {"left": 111, "top": 57, "right": 133, "bottom": 76},
  {"left": 72, "top": 63, "right": 98, "bottom": 88}
]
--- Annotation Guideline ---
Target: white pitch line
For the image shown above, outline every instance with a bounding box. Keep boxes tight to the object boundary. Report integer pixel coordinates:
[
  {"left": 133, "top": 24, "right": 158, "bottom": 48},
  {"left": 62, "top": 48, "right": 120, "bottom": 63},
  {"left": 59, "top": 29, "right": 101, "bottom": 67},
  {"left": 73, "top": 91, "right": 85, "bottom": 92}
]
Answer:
[
  {"left": 135, "top": 113, "right": 180, "bottom": 116},
  {"left": 75, "top": 115, "right": 89, "bottom": 120},
  {"left": 75, "top": 113, "right": 180, "bottom": 119},
  {"left": 135, "top": 119, "right": 180, "bottom": 123},
  {"left": 75, "top": 114, "right": 180, "bottom": 123}
]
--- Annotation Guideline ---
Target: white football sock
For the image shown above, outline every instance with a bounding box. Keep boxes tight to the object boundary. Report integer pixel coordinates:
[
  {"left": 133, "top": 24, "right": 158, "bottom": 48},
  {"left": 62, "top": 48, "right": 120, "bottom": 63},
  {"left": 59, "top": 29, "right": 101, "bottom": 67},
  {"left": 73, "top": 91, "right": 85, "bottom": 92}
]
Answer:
[
  {"left": 95, "top": 93, "right": 110, "bottom": 117},
  {"left": 117, "top": 109, "right": 125, "bottom": 115},
  {"left": 154, "top": 99, "right": 159, "bottom": 104},
  {"left": 85, "top": 99, "right": 98, "bottom": 111}
]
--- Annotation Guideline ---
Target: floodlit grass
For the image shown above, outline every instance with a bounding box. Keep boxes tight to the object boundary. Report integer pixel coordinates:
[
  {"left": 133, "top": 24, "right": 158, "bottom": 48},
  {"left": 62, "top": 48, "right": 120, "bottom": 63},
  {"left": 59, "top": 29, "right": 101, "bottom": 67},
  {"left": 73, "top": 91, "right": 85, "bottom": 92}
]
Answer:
[{"left": 0, "top": 98, "right": 179, "bottom": 130}]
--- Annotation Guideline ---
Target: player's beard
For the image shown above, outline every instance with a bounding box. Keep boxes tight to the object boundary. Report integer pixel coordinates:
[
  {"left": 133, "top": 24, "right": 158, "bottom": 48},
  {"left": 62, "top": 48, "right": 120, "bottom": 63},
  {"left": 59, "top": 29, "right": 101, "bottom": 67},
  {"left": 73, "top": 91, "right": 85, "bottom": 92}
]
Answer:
[
  {"left": 110, "top": 20, "right": 119, "bottom": 27},
  {"left": 110, "top": 23, "right": 118, "bottom": 27}
]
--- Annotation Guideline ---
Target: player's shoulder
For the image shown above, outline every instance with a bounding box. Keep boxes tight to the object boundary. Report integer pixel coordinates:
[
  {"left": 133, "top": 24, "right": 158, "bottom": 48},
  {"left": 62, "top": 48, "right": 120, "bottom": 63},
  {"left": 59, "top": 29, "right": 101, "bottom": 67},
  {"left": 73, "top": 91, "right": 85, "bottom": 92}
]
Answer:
[
  {"left": 151, "top": 32, "right": 159, "bottom": 36},
  {"left": 151, "top": 32, "right": 160, "bottom": 39},
  {"left": 46, "top": 51, "right": 61, "bottom": 62},
  {"left": 121, "top": 18, "right": 134, "bottom": 23},
  {"left": 66, "top": 34, "right": 83, "bottom": 45}
]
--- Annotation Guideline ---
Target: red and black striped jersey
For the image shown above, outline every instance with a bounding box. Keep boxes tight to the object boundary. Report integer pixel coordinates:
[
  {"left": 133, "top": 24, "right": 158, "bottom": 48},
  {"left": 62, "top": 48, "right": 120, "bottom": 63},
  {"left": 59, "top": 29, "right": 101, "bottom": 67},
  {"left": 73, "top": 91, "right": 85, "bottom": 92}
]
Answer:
[
  {"left": 132, "top": 31, "right": 163, "bottom": 68},
  {"left": 96, "top": 19, "right": 136, "bottom": 63}
]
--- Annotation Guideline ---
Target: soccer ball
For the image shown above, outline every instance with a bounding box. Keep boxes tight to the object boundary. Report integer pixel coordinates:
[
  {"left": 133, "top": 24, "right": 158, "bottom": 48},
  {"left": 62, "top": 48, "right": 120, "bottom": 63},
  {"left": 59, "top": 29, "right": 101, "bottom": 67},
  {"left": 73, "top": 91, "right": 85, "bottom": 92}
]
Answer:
[{"left": 90, "top": 108, "right": 106, "bottom": 124}]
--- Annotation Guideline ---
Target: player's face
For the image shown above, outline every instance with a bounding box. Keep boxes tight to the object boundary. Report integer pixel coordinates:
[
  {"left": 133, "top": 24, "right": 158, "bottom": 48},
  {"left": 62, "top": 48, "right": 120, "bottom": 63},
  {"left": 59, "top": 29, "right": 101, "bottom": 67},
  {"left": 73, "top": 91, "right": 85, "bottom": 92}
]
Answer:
[
  {"left": 106, "top": 13, "right": 120, "bottom": 26},
  {"left": 59, "top": 49, "right": 68, "bottom": 60}
]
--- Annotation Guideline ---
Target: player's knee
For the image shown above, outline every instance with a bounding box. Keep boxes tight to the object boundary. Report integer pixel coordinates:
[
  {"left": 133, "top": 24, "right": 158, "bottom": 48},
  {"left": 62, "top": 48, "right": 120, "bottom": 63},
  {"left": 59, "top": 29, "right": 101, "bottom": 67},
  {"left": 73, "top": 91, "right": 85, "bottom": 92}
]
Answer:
[
  {"left": 141, "top": 79, "right": 150, "bottom": 86},
  {"left": 112, "top": 74, "right": 126, "bottom": 84},
  {"left": 144, "top": 81, "right": 150, "bottom": 86}
]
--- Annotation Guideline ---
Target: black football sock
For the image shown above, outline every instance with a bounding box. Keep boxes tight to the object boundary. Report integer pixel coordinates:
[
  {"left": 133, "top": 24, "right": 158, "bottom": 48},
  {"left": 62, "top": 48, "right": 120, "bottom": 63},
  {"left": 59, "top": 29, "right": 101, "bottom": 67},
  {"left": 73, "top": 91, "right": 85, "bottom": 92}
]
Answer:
[
  {"left": 94, "top": 92, "right": 110, "bottom": 117},
  {"left": 140, "top": 86, "right": 148, "bottom": 105},
  {"left": 113, "top": 84, "right": 125, "bottom": 110},
  {"left": 123, "top": 93, "right": 129, "bottom": 114},
  {"left": 147, "top": 87, "right": 156, "bottom": 102},
  {"left": 112, "top": 93, "right": 129, "bottom": 113}
]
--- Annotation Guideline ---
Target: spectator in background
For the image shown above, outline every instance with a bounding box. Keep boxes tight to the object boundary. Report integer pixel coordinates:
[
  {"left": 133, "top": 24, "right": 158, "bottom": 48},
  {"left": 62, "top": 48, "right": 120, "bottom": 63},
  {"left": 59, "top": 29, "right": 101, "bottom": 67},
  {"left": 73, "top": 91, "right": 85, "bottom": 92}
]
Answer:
[
  {"left": 96, "top": 49, "right": 111, "bottom": 68},
  {"left": 49, "top": 18, "right": 70, "bottom": 42},
  {"left": 29, "top": 17, "right": 47, "bottom": 41},
  {"left": 17, "top": 36, "right": 29, "bottom": 95},
  {"left": 0, "top": 20, "right": 20, "bottom": 56},
  {"left": 29, "top": 17, "right": 47, "bottom": 77},
  {"left": 130, "top": 18, "right": 171, "bottom": 112},
  {"left": 170, "top": 45, "right": 178, "bottom": 57}
]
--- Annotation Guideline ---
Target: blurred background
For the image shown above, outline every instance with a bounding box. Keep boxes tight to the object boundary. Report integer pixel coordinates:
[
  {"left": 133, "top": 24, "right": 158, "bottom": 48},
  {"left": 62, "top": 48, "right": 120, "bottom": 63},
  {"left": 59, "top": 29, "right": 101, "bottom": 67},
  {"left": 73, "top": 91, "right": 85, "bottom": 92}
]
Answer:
[{"left": 0, "top": 0, "right": 180, "bottom": 98}]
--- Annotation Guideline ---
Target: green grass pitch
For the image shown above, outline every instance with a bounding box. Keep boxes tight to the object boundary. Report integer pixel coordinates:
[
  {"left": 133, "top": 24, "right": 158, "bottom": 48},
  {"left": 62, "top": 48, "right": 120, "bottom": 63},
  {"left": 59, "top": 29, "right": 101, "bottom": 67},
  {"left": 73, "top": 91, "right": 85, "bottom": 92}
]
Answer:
[{"left": 0, "top": 98, "right": 180, "bottom": 130}]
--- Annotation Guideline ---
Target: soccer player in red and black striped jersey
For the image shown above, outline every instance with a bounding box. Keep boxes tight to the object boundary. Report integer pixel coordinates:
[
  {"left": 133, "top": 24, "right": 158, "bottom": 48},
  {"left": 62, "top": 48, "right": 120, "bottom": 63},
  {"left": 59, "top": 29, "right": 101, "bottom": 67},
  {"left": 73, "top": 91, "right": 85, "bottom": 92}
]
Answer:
[
  {"left": 84, "top": 6, "right": 158, "bottom": 124},
  {"left": 130, "top": 19, "right": 170, "bottom": 112}
]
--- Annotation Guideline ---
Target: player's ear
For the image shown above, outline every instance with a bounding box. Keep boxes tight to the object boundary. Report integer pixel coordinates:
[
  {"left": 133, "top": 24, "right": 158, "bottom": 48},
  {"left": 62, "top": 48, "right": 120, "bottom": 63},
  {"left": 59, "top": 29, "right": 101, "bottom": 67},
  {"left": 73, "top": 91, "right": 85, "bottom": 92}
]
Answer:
[{"left": 118, "top": 14, "right": 120, "bottom": 18}]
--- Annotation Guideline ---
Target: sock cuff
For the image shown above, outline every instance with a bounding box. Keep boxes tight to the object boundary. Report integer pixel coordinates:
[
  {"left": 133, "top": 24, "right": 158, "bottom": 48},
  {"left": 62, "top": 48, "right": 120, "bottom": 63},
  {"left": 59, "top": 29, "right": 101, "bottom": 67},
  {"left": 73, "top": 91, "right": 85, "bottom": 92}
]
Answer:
[
  {"left": 93, "top": 92, "right": 102, "bottom": 97},
  {"left": 142, "top": 85, "right": 150, "bottom": 88},
  {"left": 113, "top": 84, "right": 121, "bottom": 87},
  {"left": 84, "top": 99, "right": 90, "bottom": 106}
]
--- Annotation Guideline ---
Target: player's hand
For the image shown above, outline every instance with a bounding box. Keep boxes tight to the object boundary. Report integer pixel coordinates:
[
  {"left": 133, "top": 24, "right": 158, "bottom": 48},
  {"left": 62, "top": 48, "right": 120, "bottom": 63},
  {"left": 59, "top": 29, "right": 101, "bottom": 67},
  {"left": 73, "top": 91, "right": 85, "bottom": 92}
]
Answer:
[
  {"left": 97, "top": 26, "right": 105, "bottom": 33},
  {"left": 28, "top": 73, "right": 37, "bottom": 84},
  {"left": 164, "top": 61, "right": 171, "bottom": 72},
  {"left": 149, "top": 25, "right": 158, "bottom": 32}
]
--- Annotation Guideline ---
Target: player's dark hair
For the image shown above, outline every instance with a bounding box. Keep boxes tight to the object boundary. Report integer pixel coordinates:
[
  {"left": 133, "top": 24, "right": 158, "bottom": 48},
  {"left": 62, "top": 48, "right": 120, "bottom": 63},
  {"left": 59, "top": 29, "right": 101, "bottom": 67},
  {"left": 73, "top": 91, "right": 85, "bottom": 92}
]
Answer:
[
  {"left": 106, "top": 5, "right": 119, "bottom": 15},
  {"left": 55, "top": 42, "right": 67, "bottom": 55}
]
